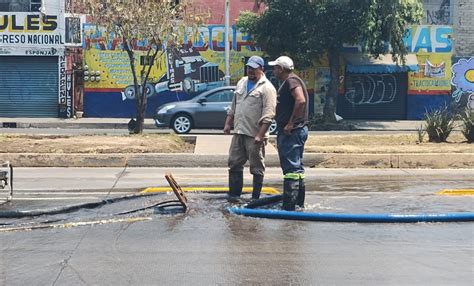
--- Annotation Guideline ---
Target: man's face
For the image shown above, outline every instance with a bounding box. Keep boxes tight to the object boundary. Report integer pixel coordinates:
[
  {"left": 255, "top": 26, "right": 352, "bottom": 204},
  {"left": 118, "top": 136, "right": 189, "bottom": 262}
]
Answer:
[
  {"left": 246, "top": 66, "right": 260, "bottom": 81},
  {"left": 272, "top": 65, "right": 284, "bottom": 80}
]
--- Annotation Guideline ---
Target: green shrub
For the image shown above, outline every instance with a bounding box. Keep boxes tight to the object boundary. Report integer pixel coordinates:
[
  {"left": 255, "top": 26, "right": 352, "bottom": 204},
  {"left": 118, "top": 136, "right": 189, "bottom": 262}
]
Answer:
[
  {"left": 423, "top": 105, "right": 456, "bottom": 143},
  {"left": 458, "top": 108, "right": 474, "bottom": 143}
]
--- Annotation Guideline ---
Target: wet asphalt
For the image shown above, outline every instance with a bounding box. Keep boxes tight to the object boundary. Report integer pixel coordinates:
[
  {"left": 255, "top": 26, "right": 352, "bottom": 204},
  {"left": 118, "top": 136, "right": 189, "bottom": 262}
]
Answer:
[{"left": 0, "top": 168, "right": 473, "bottom": 285}]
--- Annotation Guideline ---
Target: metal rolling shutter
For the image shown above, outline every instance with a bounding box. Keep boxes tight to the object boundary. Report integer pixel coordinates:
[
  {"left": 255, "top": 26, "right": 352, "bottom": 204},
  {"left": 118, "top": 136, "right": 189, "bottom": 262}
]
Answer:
[
  {"left": 337, "top": 73, "right": 408, "bottom": 120},
  {"left": 0, "top": 56, "right": 58, "bottom": 117}
]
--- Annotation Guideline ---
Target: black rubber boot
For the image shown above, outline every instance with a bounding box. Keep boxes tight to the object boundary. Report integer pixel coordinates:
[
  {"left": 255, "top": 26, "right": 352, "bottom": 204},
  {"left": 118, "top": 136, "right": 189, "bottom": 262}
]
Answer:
[
  {"left": 297, "top": 178, "right": 305, "bottom": 208},
  {"left": 252, "top": 174, "right": 264, "bottom": 200},
  {"left": 228, "top": 170, "right": 243, "bottom": 201},
  {"left": 282, "top": 179, "right": 299, "bottom": 211}
]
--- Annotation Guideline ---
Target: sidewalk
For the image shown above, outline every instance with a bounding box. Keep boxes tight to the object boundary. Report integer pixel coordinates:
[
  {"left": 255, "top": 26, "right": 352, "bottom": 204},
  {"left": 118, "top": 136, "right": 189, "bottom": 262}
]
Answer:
[
  {"left": 194, "top": 135, "right": 278, "bottom": 155},
  {"left": 0, "top": 117, "right": 157, "bottom": 129},
  {"left": 0, "top": 117, "right": 472, "bottom": 169},
  {"left": 0, "top": 117, "right": 426, "bottom": 131}
]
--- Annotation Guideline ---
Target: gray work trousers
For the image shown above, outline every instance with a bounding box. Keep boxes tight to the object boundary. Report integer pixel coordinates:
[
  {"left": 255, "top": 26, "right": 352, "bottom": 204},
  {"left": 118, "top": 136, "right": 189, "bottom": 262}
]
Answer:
[{"left": 228, "top": 134, "right": 266, "bottom": 176}]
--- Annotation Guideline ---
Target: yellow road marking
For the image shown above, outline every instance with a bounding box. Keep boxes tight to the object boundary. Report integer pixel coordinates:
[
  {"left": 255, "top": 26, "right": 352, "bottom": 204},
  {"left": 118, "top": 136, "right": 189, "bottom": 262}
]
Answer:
[
  {"left": 141, "top": 186, "right": 281, "bottom": 195},
  {"left": 436, "top": 189, "right": 474, "bottom": 196}
]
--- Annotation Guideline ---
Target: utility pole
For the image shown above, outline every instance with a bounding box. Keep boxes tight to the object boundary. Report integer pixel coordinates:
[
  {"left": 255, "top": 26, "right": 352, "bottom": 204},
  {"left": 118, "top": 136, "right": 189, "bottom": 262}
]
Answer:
[{"left": 224, "top": 0, "right": 231, "bottom": 86}]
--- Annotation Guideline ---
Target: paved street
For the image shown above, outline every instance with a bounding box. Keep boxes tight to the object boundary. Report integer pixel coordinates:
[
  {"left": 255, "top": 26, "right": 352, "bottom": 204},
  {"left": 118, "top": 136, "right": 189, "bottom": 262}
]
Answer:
[{"left": 0, "top": 168, "right": 473, "bottom": 285}]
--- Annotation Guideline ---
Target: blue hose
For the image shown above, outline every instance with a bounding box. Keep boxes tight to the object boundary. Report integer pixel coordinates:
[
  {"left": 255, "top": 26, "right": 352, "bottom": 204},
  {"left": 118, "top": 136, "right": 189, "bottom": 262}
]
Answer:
[{"left": 228, "top": 208, "right": 474, "bottom": 223}]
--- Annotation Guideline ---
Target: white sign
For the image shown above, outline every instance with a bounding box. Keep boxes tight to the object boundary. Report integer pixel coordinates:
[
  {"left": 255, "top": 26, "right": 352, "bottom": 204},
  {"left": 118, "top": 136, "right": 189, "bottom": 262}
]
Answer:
[{"left": 0, "top": 0, "right": 65, "bottom": 50}]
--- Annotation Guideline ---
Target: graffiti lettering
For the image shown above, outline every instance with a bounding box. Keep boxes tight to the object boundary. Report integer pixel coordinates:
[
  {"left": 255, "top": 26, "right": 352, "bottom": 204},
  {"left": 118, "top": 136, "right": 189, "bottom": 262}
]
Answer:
[
  {"left": 345, "top": 75, "right": 397, "bottom": 105},
  {"left": 452, "top": 89, "right": 474, "bottom": 110},
  {"left": 425, "top": 0, "right": 451, "bottom": 25},
  {"left": 452, "top": 89, "right": 463, "bottom": 103}
]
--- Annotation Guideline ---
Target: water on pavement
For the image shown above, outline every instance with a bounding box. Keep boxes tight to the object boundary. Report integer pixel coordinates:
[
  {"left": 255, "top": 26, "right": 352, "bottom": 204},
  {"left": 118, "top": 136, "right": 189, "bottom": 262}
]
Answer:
[{"left": 0, "top": 177, "right": 473, "bottom": 285}]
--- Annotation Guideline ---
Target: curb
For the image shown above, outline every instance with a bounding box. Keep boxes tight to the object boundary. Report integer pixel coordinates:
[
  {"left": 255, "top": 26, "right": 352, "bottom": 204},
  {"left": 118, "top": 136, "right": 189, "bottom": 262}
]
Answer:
[
  {"left": 3, "top": 122, "right": 156, "bottom": 130},
  {"left": 0, "top": 153, "right": 472, "bottom": 168}
]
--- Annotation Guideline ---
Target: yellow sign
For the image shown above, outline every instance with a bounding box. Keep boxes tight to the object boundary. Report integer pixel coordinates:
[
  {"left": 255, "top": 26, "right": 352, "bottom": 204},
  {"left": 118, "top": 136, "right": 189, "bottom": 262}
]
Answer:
[{"left": 408, "top": 53, "right": 452, "bottom": 95}]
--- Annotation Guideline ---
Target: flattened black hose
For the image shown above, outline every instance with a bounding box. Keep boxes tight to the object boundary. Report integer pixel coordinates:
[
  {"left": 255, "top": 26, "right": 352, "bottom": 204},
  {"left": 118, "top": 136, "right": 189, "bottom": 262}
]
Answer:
[
  {"left": 244, "top": 195, "right": 283, "bottom": 209},
  {"left": 0, "top": 193, "right": 160, "bottom": 218}
]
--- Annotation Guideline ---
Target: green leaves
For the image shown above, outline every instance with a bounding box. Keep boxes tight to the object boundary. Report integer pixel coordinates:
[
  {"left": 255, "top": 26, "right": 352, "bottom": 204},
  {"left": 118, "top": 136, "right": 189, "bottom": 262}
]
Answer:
[
  {"left": 238, "top": 0, "right": 423, "bottom": 122},
  {"left": 238, "top": 0, "right": 423, "bottom": 67}
]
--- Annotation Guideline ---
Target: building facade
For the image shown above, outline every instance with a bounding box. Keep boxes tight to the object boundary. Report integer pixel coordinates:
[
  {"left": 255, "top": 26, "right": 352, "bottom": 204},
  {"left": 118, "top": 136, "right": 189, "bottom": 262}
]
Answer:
[
  {"left": 335, "top": 0, "right": 456, "bottom": 120},
  {"left": 451, "top": 0, "right": 474, "bottom": 110},
  {"left": 2, "top": 0, "right": 470, "bottom": 119},
  {"left": 192, "top": 0, "right": 263, "bottom": 24},
  {"left": 453, "top": 0, "right": 474, "bottom": 56},
  {"left": 0, "top": 0, "right": 76, "bottom": 117}
]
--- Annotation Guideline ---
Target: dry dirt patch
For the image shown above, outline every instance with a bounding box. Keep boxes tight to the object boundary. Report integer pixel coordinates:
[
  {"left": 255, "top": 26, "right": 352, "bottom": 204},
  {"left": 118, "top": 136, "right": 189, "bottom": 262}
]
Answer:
[
  {"left": 305, "top": 133, "right": 474, "bottom": 153},
  {"left": 1, "top": 133, "right": 472, "bottom": 154},
  {"left": 0, "top": 134, "right": 193, "bottom": 153}
]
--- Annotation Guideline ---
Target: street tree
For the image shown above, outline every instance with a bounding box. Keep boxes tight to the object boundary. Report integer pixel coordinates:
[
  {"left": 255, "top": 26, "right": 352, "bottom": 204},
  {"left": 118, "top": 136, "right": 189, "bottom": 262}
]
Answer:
[
  {"left": 238, "top": 0, "right": 423, "bottom": 122},
  {"left": 75, "top": 0, "right": 205, "bottom": 133}
]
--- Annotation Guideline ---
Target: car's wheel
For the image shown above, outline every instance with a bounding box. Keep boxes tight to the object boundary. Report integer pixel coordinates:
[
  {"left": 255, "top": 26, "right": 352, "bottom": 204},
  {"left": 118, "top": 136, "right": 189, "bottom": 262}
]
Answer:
[
  {"left": 171, "top": 114, "right": 193, "bottom": 134},
  {"left": 269, "top": 119, "right": 277, "bottom": 135}
]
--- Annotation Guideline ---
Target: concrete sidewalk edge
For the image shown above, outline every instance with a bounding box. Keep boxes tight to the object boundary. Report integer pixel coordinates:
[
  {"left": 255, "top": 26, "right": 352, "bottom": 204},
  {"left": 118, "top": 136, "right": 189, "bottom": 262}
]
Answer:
[
  {"left": 5, "top": 121, "right": 156, "bottom": 130},
  {"left": 0, "top": 118, "right": 429, "bottom": 131},
  {"left": 0, "top": 153, "right": 472, "bottom": 169}
]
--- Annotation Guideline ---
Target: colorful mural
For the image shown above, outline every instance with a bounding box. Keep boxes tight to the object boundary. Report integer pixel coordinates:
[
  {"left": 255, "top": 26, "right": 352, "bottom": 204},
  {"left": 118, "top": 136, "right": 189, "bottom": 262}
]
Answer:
[
  {"left": 408, "top": 53, "right": 452, "bottom": 95},
  {"left": 314, "top": 67, "right": 330, "bottom": 115},
  {"left": 83, "top": 24, "right": 262, "bottom": 118},
  {"left": 405, "top": 25, "right": 453, "bottom": 119},
  {"left": 314, "top": 64, "right": 345, "bottom": 116},
  {"left": 451, "top": 57, "right": 474, "bottom": 110},
  {"left": 83, "top": 22, "right": 456, "bottom": 120}
]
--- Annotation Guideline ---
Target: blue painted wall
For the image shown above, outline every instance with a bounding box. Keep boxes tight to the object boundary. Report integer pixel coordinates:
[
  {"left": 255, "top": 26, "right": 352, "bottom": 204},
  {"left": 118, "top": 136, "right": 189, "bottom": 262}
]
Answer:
[
  {"left": 84, "top": 91, "right": 192, "bottom": 118},
  {"left": 407, "top": 94, "right": 452, "bottom": 119}
]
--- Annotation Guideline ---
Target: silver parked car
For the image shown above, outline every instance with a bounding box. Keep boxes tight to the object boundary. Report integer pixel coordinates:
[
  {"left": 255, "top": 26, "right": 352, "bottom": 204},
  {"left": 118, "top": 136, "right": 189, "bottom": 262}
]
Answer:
[{"left": 154, "top": 86, "right": 277, "bottom": 134}]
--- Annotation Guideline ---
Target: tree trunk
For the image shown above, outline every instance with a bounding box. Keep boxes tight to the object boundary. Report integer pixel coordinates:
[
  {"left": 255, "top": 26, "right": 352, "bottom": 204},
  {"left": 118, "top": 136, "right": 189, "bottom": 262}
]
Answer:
[
  {"left": 133, "top": 46, "right": 160, "bottom": 134},
  {"left": 121, "top": 35, "right": 144, "bottom": 134},
  {"left": 323, "top": 50, "right": 340, "bottom": 122},
  {"left": 134, "top": 85, "right": 147, "bottom": 134}
]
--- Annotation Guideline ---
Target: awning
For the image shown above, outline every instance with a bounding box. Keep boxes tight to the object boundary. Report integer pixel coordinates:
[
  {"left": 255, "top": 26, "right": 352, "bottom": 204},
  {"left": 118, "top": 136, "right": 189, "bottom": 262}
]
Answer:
[{"left": 345, "top": 54, "right": 419, "bottom": 74}]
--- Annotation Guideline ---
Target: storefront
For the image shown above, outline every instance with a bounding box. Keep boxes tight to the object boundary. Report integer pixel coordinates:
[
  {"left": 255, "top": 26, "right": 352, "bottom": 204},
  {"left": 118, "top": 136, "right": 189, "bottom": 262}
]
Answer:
[
  {"left": 0, "top": 0, "right": 72, "bottom": 118},
  {"left": 337, "top": 54, "right": 418, "bottom": 120}
]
